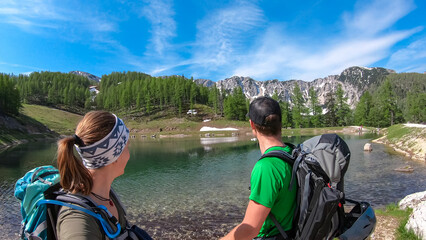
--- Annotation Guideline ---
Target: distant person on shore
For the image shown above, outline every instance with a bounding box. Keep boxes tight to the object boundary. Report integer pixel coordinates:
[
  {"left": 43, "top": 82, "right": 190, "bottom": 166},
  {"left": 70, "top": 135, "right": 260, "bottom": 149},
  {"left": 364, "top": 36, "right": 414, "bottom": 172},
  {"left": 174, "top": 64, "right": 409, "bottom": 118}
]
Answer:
[
  {"left": 221, "top": 97, "right": 296, "bottom": 240},
  {"left": 56, "top": 111, "right": 150, "bottom": 239}
]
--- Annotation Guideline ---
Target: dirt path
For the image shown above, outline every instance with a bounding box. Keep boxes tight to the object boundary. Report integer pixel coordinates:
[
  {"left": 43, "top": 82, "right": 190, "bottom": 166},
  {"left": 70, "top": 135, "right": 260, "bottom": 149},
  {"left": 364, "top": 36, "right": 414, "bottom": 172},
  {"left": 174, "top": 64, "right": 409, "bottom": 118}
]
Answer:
[{"left": 371, "top": 215, "right": 398, "bottom": 240}]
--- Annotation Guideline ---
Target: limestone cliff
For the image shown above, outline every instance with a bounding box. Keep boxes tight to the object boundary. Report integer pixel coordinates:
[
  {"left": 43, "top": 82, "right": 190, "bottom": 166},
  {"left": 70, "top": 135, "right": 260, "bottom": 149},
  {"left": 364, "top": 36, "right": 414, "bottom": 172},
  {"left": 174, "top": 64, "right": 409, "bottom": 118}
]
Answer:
[{"left": 195, "top": 66, "right": 395, "bottom": 108}]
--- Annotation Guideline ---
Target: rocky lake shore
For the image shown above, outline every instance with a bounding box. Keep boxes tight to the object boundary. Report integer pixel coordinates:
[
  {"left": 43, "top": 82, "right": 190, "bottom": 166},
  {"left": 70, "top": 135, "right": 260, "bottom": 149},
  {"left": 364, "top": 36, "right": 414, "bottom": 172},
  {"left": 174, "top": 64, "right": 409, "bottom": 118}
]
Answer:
[{"left": 372, "top": 123, "right": 426, "bottom": 162}]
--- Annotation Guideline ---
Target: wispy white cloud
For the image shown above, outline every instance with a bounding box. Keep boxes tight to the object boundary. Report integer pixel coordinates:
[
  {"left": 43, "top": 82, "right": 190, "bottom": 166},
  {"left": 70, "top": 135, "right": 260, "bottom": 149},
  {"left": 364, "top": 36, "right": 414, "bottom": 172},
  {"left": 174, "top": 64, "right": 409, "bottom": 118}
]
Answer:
[
  {"left": 342, "top": 0, "right": 415, "bottom": 36},
  {"left": 295, "top": 30, "right": 421, "bottom": 77},
  {"left": 0, "top": 61, "right": 44, "bottom": 72},
  {"left": 387, "top": 37, "right": 426, "bottom": 72},
  {"left": 192, "top": 1, "right": 265, "bottom": 67},
  {"left": 1, "top": 0, "right": 422, "bottom": 80},
  {"left": 152, "top": 0, "right": 421, "bottom": 81},
  {"left": 0, "top": 0, "right": 117, "bottom": 35},
  {"left": 231, "top": 0, "right": 421, "bottom": 81},
  {"left": 0, "top": 7, "right": 22, "bottom": 15},
  {"left": 142, "top": 0, "right": 176, "bottom": 56},
  {"left": 0, "top": 0, "right": 66, "bottom": 20},
  {"left": 146, "top": 0, "right": 266, "bottom": 78}
]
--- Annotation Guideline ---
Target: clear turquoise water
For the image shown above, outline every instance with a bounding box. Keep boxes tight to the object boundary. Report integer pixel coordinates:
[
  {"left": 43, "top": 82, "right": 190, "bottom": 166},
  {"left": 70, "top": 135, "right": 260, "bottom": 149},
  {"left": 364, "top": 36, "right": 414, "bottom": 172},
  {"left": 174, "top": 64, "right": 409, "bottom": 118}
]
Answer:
[{"left": 1, "top": 134, "right": 425, "bottom": 239}]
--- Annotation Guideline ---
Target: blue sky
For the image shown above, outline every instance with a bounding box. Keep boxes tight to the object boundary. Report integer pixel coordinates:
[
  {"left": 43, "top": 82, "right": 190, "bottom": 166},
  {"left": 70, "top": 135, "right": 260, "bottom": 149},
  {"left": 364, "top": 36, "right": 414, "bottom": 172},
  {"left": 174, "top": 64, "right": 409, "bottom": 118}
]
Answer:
[{"left": 0, "top": 0, "right": 424, "bottom": 81}]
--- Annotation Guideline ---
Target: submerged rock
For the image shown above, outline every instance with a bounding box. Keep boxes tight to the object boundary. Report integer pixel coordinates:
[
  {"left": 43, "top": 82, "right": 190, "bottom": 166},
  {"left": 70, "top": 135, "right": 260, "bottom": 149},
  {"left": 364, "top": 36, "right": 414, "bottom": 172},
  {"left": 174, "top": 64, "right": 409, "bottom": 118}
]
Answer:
[
  {"left": 394, "top": 166, "right": 414, "bottom": 173},
  {"left": 364, "top": 143, "right": 373, "bottom": 152}
]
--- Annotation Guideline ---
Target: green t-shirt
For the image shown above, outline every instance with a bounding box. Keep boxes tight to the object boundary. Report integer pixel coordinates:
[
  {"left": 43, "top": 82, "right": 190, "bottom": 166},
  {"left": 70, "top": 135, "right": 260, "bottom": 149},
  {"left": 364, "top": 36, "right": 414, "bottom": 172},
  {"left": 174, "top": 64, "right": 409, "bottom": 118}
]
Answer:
[{"left": 249, "top": 145, "right": 297, "bottom": 237}]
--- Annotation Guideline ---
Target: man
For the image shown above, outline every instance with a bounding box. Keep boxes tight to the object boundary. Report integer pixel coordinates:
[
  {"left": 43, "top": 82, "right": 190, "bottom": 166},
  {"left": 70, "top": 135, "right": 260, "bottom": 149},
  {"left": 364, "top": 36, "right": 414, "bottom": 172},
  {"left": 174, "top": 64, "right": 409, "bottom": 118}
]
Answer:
[{"left": 222, "top": 96, "right": 297, "bottom": 240}]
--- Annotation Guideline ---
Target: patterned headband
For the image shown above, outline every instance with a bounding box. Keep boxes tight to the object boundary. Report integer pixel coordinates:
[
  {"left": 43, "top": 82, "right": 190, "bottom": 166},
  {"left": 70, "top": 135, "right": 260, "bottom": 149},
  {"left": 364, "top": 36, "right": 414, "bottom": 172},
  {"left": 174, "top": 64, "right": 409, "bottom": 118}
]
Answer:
[{"left": 75, "top": 114, "right": 130, "bottom": 169}]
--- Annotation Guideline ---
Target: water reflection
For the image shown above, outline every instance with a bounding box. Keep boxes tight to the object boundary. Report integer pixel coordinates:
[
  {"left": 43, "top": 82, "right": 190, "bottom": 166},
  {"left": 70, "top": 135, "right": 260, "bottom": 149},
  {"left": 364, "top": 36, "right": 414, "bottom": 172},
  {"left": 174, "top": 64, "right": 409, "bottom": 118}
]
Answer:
[{"left": 200, "top": 136, "right": 239, "bottom": 145}]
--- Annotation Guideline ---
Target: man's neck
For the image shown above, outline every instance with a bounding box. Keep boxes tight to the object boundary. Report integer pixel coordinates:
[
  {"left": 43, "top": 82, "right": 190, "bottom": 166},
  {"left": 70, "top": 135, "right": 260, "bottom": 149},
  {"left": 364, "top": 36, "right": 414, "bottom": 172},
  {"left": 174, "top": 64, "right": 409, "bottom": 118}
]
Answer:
[{"left": 257, "top": 134, "right": 284, "bottom": 154}]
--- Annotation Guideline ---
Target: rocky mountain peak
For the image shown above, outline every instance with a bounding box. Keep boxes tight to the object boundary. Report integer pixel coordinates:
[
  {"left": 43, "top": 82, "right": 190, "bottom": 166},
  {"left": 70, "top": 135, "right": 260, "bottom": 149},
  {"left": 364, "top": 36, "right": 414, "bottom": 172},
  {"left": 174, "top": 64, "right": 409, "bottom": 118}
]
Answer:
[
  {"left": 70, "top": 71, "right": 101, "bottom": 82},
  {"left": 337, "top": 66, "right": 395, "bottom": 90}
]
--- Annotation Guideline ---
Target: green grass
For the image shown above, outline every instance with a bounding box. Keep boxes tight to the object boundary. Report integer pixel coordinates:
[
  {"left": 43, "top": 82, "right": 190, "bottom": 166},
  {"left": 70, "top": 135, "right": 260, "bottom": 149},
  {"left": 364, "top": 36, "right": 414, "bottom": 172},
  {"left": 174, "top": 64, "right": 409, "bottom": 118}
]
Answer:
[
  {"left": 21, "top": 104, "right": 83, "bottom": 135},
  {"left": 125, "top": 117, "right": 200, "bottom": 134},
  {"left": 0, "top": 129, "right": 27, "bottom": 145},
  {"left": 6, "top": 104, "right": 372, "bottom": 142},
  {"left": 0, "top": 110, "right": 59, "bottom": 149},
  {"left": 386, "top": 124, "right": 414, "bottom": 142},
  {"left": 375, "top": 204, "right": 421, "bottom": 240}
]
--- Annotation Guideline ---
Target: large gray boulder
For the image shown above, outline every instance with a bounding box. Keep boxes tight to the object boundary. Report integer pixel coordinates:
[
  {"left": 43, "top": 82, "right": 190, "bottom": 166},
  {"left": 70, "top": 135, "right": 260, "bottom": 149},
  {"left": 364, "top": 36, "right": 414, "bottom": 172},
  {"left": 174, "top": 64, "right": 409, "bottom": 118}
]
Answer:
[
  {"left": 399, "top": 191, "right": 426, "bottom": 240},
  {"left": 406, "top": 201, "right": 426, "bottom": 240},
  {"left": 399, "top": 191, "right": 426, "bottom": 210}
]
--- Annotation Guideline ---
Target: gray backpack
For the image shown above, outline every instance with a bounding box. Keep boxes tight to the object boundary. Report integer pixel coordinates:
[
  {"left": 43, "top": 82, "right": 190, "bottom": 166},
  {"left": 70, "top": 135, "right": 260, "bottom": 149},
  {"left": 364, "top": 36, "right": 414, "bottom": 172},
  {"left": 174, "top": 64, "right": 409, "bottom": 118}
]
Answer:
[{"left": 260, "top": 134, "right": 375, "bottom": 240}]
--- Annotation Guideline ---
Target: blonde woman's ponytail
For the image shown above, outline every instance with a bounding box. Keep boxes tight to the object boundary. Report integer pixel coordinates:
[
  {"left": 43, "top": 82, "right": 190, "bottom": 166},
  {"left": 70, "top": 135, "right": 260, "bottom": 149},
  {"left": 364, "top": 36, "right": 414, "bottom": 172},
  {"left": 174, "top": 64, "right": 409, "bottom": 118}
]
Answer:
[{"left": 57, "top": 136, "right": 93, "bottom": 195}]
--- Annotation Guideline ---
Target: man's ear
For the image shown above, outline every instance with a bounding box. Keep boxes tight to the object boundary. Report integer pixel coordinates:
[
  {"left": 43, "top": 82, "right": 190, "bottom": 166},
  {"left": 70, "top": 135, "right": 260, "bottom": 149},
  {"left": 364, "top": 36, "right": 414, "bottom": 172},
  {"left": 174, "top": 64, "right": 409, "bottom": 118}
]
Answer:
[{"left": 249, "top": 120, "right": 256, "bottom": 130}]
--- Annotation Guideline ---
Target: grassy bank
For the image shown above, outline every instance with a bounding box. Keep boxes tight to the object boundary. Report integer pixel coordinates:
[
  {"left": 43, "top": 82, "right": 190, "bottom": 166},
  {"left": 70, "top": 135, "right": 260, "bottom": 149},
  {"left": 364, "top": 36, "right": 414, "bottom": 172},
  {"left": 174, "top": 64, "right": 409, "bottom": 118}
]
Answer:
[
  {"left": 375, "top": 204, "right": 420, "bottom": 240},
  {"left": 0, "top": 104, "right": 82, "bottom": 151},
  {"left": 386, "top": 124, "right": 426, "bottom": 142},
  {"left": 21, "top": 104, "right": 83, "bottom": 135},
  {"left": 0, "top": 109, "right": 58, "bottom": 150},
  {"left": 0, "top": 129, "right": 46, "bottom": 146},
  {"left": 373, "top": 124, "right": 426, "bottom": 161}
]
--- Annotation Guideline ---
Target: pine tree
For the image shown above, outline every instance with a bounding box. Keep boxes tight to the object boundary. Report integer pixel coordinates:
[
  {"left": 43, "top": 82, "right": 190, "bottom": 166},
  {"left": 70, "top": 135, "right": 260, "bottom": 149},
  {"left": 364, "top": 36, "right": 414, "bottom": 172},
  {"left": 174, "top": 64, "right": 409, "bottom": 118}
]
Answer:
[
  {"left": 324, "top": 91, "right": 337, "bottom": 127},
  {"left": 234, "top": 87, "right": 247, "bottom": 120},
  {"left": 223, "top": 95, "right": 235, "bottom": 120},
  {"left": 272, "top": 91, "right": 279, "bottom": 101},
  {"left": 0, "top": 74, "right": 21, "bottom": 115},
  {"left": 145, "top": 92, "right": 151, "bottom": 114},
  {"left": 223, "top": 87, "right": 247, "bottom": 120},
  {"left": 208, "top": 85, "right": 219, "bottom": 115},
  {"left": 291, "top": 83, "right": 306, "bottom": 128},
  {"left": 377, "top": 79, "right": 400, "bottom": 126},
  {"left": 280, "top": 101, "right": 292, "bottom": 128},
  {"left": 406, "top": 92, "right": 426, "bottom": 123},
  {"left": 189, "top": 84, "right": 197, "bottom": 112},
  {"left": 308, "top": 87, "right": 321, "bottom": 128},
  {"left": 354, "top": 92, "right": 372, "bottom": 126},
  {"left": 335, "top": 84, "right": 351, "bottom": 126}
]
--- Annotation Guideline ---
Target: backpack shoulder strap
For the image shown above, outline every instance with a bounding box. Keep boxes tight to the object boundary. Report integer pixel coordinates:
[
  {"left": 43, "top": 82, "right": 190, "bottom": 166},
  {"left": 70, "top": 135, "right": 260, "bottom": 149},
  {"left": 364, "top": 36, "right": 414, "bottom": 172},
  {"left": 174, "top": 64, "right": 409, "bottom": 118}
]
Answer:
[
  {"left": 258, "top": 149, "right": 297, "bottom": 240},
  {"left": 269, "top": 213, "right": 290, "bottom": 240},
  {"left": 40, "top": 192, "right": 122, "bottom": 239},
  {"left": 110, "top": 188, "right": 128, "bottom": 218},
  {"left": 258, "top": 149, "right": 295, "bottom": 166}
]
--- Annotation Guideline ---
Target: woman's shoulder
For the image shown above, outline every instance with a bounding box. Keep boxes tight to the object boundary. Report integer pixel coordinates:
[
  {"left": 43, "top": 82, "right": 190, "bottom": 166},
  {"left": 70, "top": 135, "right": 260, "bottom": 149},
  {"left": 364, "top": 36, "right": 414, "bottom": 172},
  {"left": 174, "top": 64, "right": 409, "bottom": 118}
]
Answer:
[{"left": 57, "top": 206, "right": 103, "bottom": 240}]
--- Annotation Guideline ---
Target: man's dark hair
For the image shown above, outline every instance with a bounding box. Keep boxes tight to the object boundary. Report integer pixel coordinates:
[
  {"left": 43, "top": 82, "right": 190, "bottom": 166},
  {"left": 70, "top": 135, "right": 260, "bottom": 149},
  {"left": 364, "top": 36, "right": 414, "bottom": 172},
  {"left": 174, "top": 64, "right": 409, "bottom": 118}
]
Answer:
[
  {"left": 248, "top": 96, "right": 282, "bottom": 136},
  {"left": 253, "top": 114, "right": 282, "bottom": 136}
]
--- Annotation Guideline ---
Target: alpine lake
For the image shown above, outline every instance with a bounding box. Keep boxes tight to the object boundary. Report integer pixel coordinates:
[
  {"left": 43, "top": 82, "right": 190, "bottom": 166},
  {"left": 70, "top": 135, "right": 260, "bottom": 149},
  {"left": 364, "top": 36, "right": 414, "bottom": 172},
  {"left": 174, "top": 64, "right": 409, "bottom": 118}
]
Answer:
[{"left": 1, "top": 133, "right": 425, "bottom": 239}]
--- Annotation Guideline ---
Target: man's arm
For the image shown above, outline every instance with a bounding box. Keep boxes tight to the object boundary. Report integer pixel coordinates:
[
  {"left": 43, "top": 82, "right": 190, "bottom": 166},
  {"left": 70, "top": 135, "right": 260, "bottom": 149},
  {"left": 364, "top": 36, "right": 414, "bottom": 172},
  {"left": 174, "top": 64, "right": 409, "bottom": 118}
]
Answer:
[{"left": 221, "top": 200, "right": 270, "bottom": 240}]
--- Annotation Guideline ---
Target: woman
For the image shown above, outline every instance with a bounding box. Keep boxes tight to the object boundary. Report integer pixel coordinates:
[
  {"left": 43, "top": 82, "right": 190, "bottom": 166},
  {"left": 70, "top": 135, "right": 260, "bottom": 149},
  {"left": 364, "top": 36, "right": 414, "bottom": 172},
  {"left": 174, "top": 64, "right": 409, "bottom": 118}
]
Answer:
[{"left": 55, "top": 111, "right": 138, "bottom": 239}]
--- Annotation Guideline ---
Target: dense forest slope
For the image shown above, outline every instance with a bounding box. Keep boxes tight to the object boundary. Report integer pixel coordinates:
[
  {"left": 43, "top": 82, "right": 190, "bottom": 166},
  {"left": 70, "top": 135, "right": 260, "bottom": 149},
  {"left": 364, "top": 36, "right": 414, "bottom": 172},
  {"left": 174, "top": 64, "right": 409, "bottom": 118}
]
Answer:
[{"left": 0, "top": 67, "right": 425, "bottom": 148}]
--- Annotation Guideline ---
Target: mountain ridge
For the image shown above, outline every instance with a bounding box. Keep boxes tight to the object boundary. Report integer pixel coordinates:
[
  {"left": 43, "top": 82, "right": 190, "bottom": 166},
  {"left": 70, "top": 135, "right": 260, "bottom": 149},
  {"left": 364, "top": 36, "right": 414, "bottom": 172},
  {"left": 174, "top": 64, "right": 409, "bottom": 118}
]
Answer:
[{"left": 195, "top": 66, "right": 397, "bottom": 108}]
